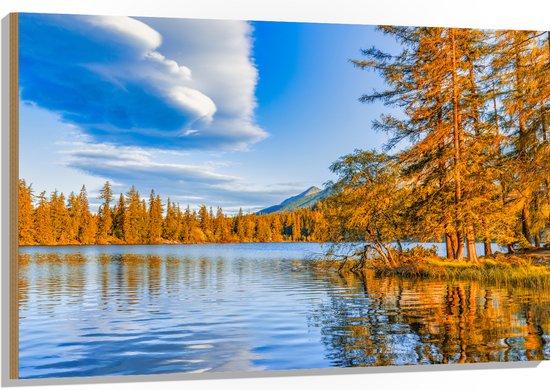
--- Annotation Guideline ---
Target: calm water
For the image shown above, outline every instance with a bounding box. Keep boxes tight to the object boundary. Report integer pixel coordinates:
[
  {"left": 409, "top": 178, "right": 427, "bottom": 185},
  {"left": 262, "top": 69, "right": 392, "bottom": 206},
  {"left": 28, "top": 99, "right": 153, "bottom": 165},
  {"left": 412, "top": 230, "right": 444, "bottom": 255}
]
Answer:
[{"left": 19, "top": 243, "right": 550, "bottom": 378}]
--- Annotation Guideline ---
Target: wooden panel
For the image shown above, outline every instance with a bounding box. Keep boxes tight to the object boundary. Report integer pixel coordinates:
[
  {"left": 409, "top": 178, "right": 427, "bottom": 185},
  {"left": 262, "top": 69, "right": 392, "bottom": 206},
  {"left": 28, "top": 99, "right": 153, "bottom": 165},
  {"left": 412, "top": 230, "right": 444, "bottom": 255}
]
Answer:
[{"left": 9, "top": 12, "right": 19, "bottom": 380}]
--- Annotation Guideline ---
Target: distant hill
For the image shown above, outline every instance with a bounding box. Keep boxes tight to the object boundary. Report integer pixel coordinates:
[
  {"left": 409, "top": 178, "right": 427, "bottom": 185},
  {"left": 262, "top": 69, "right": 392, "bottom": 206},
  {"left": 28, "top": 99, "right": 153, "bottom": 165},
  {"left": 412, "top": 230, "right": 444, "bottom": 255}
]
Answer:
[{"left": 257, "top": 186, "right": 328, "bottom": 215}]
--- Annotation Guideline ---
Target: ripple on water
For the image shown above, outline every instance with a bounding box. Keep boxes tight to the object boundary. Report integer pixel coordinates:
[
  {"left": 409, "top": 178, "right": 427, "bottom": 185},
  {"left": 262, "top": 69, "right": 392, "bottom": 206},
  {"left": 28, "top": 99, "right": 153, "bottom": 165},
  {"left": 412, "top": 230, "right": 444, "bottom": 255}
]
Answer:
[{"left": 18, "top": 243, "right": 550, "bottom": 378}]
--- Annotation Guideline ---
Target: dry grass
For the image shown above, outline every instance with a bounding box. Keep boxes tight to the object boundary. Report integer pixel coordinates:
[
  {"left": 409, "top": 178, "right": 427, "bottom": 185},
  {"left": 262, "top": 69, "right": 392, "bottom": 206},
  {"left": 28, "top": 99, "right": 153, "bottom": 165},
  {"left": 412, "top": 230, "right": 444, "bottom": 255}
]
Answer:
[{"left": 315, "top": 252, "right": 550, "bottom": 290}]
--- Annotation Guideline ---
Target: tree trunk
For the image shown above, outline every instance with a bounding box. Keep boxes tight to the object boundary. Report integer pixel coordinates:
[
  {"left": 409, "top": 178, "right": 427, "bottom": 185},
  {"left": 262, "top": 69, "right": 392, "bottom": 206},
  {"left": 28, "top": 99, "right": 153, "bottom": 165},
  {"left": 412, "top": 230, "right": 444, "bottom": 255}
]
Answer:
[
  {"left": 368, "top": 228, "right": 394, "bottom": 268},
  {"left": 507, "top": 244, "right": 515, "bottom": 254},
  {"left": 541, "top": 105, "right": 547, "bottom": 142},
  {"left": 492, "top": 82, "right": 500, "bottom": 136},
  {"left": 521, "top": 204, "right": 532, "bottom": 245},
  {"left": 396, "top": 237, "right": 403, "bottom": 253},
  {"left": 373, "top": 240, "right": 392, "bottom": 268},
  {"left": 513, "top": 38, "right": 528, "bottom": 159},
  {"left": 378, "top": 236, "right": 399, "bottom": 268},
  {"left": 484, "top": 239, "right": 493, "bottom": 257},
  {"left": 456, "top": 230, "right": 465, "bottom": 259},
  {"left": 385, "top": 246, "right": 398, "bottom": 268},
  {"left": 450, "top": 231, "right": 458, "bottom": 259},
  {"left": 450, "top": 29, "right": 464, "bottom": 260},
  {"left": 465, "top": 225, "right": 478, "bottom": 263},
  {"left": 445, "top": 233, "right": 454, "bottom": 259},
  {"left": 534, "top": 231, "right": 541, "bottom": 248}
]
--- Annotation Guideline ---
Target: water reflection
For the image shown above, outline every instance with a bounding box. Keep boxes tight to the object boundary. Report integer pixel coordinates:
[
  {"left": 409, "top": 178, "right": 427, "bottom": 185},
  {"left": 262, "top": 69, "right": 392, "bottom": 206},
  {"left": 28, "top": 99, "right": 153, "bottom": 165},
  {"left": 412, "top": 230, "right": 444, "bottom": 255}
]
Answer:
[
  {"left": 310, "top": 270, "right": 550, "bottom": 366},
  {"left": 18, "top": 243, "right": 549, "bottom": 378}
]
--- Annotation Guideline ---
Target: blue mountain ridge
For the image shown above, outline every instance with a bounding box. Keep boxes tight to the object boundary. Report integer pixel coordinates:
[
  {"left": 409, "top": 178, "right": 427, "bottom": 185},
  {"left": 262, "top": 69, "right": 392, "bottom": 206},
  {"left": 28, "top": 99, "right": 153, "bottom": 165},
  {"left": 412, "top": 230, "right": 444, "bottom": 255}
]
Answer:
[{"left": 257, "top": 186, "right": 329, "bottom": 215}]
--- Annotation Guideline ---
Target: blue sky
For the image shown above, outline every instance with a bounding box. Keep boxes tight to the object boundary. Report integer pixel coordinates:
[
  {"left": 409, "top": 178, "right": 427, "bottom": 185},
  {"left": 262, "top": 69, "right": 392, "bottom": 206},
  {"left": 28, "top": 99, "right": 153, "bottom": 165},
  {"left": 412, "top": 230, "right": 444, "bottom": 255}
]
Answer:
[{"left": 19, "top": 14, "right": 399, "bottom": 213}]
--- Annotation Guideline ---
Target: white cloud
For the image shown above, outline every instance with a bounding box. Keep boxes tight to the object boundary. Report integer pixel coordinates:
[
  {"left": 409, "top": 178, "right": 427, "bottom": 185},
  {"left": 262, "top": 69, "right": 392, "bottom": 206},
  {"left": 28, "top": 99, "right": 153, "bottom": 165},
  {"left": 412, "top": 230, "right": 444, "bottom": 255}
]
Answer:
[
  {"left": 169, "top": 86, "right": 216, "bottom": 123},
  {"left": 19, "top": 14, "right": 267, "bottom": 150},
  {"left": 139, "top": 17, "right": 267, "bottom": 144},
  {"left": 61, "top": 141, "right": 309, "bottom": 213},
  {"left": 64, "top": 143, "right": 238, "bottom": 185},
  {"left": 84, "top": 15, "right": 162, "bottom": 50},
  {"left": 145, "top": 51, "right": 192, "bottom": 80}
]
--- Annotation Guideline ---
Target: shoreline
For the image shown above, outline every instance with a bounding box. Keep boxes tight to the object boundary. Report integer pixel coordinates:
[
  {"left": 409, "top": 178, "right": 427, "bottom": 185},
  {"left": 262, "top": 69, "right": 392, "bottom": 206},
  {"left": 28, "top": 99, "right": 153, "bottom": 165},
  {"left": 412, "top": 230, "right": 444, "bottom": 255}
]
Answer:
[
  {"left": 314, "top": 250, "right": 550, "bottom": 290},
  {"left": 19, "top": 241, "right": 550, "bottom": 289},
  {"left": 17, "top": 240, "right": 506, "bottom": 248},
  {"left": 17, "top": 240, "right": 331, "bottom": 248}
]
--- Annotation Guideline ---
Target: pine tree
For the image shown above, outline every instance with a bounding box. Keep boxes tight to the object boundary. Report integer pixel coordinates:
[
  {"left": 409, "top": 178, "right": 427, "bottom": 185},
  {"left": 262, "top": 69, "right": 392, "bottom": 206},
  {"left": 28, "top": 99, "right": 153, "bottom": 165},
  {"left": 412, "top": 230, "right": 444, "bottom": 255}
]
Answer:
[
  {"left": 255, "top": 217, "right": 272, "bottom": 242},
  {"left": 19, "top": 179, "right": 337, "bottom": 246},
  {"left": 140, "top": 199, "right": 148, "bottom": 243},
  {"left": 213, "top": 207, "right": 231, "bottom": 242},
  {"left": 147, "top": 190, "right": 163, "bottom": 244},
  {"left": 123, "top": 186, "right": 140, "bottom": 244},
  {"left": 198, "top": 205, "right": 213, "bottom": 240},
  {"left": 97, "top": 181, "right": 114, "bottom": 243},
  {"left": 180, "top": 206, "right": 192, "bottom": 242},
  {"left": 270, "top": 215, "right": 284, "bottom": 242},
  {"left": 291, "top": 213, "right": 302, "bottom": 241},
  {"left": 49, "top": 190, "right": 70, "bottom": 244},
  {"left": 352, "top": 27, "right": 500, "bottom": 262},
  {"left": 124, "top": 186, "right": 149, "bottom": 244},
  {"left": 175, "top": 205, "right": 184, "bottom": 241},
  {"left": 189, "top": 209, "right": 206, "bottom": 242},
  {"left": 243, "top": 214, "right": 256, "bottom": 242},
  {"left": 162, "top": 199, "right": 180, "bottom": 242},
  {"left": 78, "top": 185, "right": 96, "bottom": 244},
  {"left": 18, "top": 180, "right": 35, "bottom": 245},
  {"left": 233, "top": 208, "right": 246, "bottom": 241},
  {"left": 34, "top": 191, "right": 53, "bottom": 245},
  {"left": 112, "top": 193, "right": 126, "bottom": 241},
  {"left": 491, "top": 30, "right": 550, "bottom": 247},
  {"left": 66, "top": 191, "right": 81, "bottom": 243}
]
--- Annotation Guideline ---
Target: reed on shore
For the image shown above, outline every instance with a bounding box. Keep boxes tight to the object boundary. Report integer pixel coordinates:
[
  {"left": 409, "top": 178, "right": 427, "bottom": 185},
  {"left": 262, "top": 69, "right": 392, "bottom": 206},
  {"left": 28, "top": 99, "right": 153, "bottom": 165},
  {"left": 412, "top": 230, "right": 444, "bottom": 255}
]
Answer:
[{"left": 315, "top": 250, "right": 550, "bottom": 290}]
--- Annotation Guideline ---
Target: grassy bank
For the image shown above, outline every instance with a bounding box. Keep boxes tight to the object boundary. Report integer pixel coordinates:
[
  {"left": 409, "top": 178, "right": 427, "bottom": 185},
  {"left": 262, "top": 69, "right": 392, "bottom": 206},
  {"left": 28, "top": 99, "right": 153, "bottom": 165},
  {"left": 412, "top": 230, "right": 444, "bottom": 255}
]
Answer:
[{"left": 315, "top": 252, "right": 550, "bottom": 290}]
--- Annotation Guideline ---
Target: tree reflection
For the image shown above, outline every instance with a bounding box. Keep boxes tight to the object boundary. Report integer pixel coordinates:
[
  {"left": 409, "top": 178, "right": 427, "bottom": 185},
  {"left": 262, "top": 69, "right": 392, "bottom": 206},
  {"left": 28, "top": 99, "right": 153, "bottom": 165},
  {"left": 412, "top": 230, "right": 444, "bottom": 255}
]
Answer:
[{"left": 309, "top": 269, "right": 550, "bottom": 366}]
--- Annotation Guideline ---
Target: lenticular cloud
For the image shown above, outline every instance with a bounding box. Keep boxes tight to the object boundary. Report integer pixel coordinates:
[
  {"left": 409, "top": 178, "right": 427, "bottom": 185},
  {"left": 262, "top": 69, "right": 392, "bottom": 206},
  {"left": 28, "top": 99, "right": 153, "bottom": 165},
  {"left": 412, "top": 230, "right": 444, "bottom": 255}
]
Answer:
[{"left": 18, "top": 13, "right": 267, "bottom": 150}]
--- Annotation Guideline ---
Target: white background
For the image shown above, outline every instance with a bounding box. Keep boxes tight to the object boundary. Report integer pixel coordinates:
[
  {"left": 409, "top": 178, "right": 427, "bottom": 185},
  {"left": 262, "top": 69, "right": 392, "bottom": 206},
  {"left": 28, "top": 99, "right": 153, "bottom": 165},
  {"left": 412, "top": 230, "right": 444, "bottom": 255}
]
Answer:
[{"left": 1, "top": 0, "right": 549, "bottom": 389}]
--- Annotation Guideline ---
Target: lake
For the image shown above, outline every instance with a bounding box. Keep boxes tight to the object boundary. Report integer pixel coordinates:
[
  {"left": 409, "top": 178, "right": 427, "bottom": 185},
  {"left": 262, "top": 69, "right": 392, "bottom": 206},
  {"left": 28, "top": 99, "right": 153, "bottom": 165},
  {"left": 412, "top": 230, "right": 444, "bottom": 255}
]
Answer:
[{"left": 18, "top": 242, "right": 550, "bottom": 378}]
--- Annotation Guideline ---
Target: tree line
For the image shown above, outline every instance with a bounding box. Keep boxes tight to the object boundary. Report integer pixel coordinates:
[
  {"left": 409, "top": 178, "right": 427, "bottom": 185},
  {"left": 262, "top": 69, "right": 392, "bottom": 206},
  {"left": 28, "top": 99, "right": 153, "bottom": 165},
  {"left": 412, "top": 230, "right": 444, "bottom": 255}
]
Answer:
[
  {"left": 18, "top": 180, "right": 329, "bottom": 246},
  {"left": 324, "top": 27, "right": 549, "bottom": 267}
]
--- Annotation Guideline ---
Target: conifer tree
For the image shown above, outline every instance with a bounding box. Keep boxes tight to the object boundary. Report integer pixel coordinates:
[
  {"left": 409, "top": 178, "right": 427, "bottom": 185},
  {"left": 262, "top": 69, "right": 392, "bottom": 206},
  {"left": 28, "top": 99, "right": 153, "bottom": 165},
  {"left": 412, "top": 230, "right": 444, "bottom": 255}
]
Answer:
[
  {"left": 147, "top": 190, "right": 163, "bottom": 244},
  {"left": 17, "top": 181, "right": 338, "bottom": 246},
  {"left": 112, "top": 193, "right": 126, "bottom": 241},
  {"left": 198, "top": 205, "right": 212, "bottom": 241},
  {"left": 124, "top": 186, "right": 143, "bottom": 244},
  {"left": 270, "top": 215, "right": 284, "bottom": 242},
  {"left": 65, "top": 191, "right": 80, "bottom": 243},
  {"left": 291, "top": 213, "right": 302, "bottom": 241},
  {"left": 233, "top": 208, "right": 246, "bottom": 241},
  {"left": 163, "top": 199, "right": 180, "bottom": 242},
  {"left": 49, "top": 190, "right": 70, "bottom": 244},
  {"left": 352, "top": 27, "right": 498, "bottom": 262},
  {"left": 243, "top": 214, "right": 256, "bottom": 242},
  {"left": 491, "top": 30, "right": 550, "bottom": 247},
  {"left": 189, "top": 209, "right": 206, "bottom": 242},
  {"left": 97, "top": 181, "right": 114, "bottom": 243},
  {"left": 213, "top": 207, "right": 231, "bottom": 242},
  {"left": 34, "top": 191, "right": 53, "bottom": 245},
  {"left": 18, "top": 180, "right": 35, "bottom": 245},
  {"left": 78, "top": 185, "right": 96, "bottom": 244},
  {"left": 255, "top": 217, "right": 272, "bottom": 242},
  {"left": 179, "top": 205, "right": 193, "bottom": 243}
]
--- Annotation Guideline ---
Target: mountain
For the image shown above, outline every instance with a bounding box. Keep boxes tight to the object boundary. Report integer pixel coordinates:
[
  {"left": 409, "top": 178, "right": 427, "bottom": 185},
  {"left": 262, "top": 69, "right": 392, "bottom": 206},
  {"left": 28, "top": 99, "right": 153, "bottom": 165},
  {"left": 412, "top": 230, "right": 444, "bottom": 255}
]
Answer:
[{"left": 257, "top": 186, "right": 328, "bottom": 215}]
